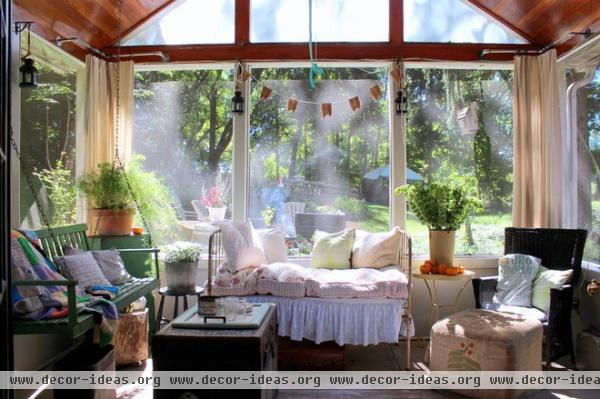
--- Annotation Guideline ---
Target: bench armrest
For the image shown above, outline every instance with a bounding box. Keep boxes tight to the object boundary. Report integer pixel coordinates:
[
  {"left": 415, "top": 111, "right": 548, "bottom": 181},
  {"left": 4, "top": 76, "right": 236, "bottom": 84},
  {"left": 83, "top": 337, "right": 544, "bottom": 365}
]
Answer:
[
  {"left": 12, "top": 280, "right": 78, "bottom": 327},
  {"left": 472, "top": 275, "right": 498, "bottom": 308}
]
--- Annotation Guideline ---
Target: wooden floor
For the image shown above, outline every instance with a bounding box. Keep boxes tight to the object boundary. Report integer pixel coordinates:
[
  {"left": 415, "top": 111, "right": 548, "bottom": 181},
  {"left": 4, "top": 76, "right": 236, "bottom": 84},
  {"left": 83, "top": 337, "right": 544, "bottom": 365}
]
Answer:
[{"left": 115, "top": 340, "right": 597, "bottom": 399}]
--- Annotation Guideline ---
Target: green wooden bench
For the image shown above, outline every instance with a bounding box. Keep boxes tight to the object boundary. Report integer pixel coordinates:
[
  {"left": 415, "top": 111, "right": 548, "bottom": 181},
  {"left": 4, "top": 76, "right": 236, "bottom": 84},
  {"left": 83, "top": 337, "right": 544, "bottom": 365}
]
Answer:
[{"left": 13, "top": 223, "right": 160, "bottom": 339}]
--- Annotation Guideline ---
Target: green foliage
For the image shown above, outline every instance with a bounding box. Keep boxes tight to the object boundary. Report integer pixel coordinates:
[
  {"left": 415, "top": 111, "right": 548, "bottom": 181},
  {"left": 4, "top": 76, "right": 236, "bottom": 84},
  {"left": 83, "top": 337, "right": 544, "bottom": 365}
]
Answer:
[
  {"left": 77, "top": 163, "right": 133, "bottom": 210},
  {"left": 33, "top": 155, "right": 77, "bottom": 226},
  {"left": 334, "top": 197, "right": 369, "bottom": 221},
  {"left": 395, "top": 182, "right": 481, "bottom": 231},
  {"left": 261, "top": 206, "right": 276, "bottom": 227}
]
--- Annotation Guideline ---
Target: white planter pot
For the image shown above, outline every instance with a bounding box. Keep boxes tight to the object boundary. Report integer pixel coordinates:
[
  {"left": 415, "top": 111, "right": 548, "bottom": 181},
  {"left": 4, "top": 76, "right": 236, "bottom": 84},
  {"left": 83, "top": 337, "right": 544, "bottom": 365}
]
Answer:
[
  {"left": 207, "top": 206, "right": 227, "bottom": 222},
  {"left": 164, "top": 261, "right": 198, "bottom": 292},
  {"left": 428, "top": 229, "right": 456, "bottom": 266}
]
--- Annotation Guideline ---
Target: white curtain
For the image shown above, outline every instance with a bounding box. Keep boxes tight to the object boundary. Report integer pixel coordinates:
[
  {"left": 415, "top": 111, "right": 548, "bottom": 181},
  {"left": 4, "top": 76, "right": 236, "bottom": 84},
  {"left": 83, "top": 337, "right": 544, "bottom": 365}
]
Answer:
[
  {"left": 84, "top": 55, "right": 134, "bottom": 174},
  {"left": 512, "top": 49, "right": 564, "bottom": 228}
]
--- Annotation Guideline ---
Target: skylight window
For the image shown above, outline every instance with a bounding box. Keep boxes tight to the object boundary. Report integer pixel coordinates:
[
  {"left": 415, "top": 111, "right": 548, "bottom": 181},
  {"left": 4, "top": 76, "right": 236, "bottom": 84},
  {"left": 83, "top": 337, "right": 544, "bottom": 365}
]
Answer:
[
  {"left": 122, "top": 0, "right": 235, "bottom": 46},
  {"left": 251, "top": 0, "right": 389, "bottom": 43},
  {"left": 403, "top": 0, "right": 527, "bottom": 44}
]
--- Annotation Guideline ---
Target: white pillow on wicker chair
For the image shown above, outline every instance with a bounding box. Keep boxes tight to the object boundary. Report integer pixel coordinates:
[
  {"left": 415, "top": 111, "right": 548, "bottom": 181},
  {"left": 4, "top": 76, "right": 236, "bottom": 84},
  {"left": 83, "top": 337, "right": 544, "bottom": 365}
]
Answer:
[{"left": 213, "top": 220, "right": 266, "bottom": 273}]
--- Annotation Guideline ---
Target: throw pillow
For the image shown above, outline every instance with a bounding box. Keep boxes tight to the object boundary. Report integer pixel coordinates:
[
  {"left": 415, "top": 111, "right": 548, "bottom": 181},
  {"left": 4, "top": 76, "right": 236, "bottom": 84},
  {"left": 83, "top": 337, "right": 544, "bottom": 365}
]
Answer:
[
  {"left": 64, "top": 246, "right": 132, "bottom": 285},
  {"left": 531, "top": 266, "right": 573, "bottom": 313},
  {"left": 493, "top": 253, "right": 541, "bottom": 307},
  {"left": 351, "top": 227, "right": 402, "bottom": 269},
  {"left": 253, "top": 226, "right": 288, "bottom": 264},
  {"left": 311, "top": 229, "right": 355, "bottom": 270},
  {"left": 213, "top": 220, "right": 266, "bottom": 273},
  {"left": 59, "top": 252, "right": 111, "bottom": 289}
]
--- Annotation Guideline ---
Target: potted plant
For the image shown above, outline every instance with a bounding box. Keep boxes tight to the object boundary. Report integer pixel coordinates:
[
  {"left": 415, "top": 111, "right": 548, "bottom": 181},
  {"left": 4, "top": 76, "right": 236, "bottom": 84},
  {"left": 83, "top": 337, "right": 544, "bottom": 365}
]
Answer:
[
  {"left": 395, "top": 182, "right": 480, "bottom": 266},
  {"left": 77, "top": 163, "right": 136, "bottom": 236},
  {"left": 162, "top": 241, "right": 203, "bottom": 292},
  {"left": 201, "top": 174, "right": 230, "bottom": 222}
]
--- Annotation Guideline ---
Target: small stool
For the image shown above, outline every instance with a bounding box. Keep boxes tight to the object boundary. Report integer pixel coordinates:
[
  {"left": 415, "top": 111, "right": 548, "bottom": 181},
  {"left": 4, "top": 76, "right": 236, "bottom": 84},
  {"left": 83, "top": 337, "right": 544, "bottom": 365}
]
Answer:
[
  {"left": 430, "top": 309, "right": 542, "bottom": 399},
  {"left": 155, "top": 286, "right": 204, "bottom": 333}
]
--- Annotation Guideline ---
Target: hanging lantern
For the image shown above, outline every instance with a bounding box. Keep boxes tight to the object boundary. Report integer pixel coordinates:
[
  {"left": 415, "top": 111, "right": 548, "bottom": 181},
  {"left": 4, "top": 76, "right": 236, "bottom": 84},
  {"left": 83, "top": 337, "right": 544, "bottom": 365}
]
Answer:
[
  {"left": 231, "top": 90, "right": 244, "bottom": 114},
  {"left": 16, "top": 22, "right": 38, "bottom": 88},
  {"left": 395, "top": 90, "right": 408, "bottom": 114}
]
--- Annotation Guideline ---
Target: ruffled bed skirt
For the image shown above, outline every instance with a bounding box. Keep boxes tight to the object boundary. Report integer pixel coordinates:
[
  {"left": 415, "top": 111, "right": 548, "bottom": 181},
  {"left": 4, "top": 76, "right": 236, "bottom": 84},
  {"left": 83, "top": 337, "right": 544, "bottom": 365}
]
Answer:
[{"left": 246, "top": 295, "right": 414, "bottom": 346}]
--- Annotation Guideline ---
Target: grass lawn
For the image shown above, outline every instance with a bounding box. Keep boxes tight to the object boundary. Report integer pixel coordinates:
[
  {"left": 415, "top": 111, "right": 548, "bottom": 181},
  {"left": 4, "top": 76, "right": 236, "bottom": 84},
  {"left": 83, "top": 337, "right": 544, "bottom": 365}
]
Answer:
[{"left": 358, "top": 204, "right": 511, "bottom": 256}]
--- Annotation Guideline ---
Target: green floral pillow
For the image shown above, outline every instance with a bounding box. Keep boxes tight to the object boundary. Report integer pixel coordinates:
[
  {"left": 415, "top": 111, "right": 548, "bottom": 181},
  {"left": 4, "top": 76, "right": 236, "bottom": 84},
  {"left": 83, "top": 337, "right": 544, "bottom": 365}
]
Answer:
[
  {"left": 531, "top": 266, "right": 572, "bottom": 313},
  {"left": 311, "top": 229, "right": 355, "bottom": 270}
]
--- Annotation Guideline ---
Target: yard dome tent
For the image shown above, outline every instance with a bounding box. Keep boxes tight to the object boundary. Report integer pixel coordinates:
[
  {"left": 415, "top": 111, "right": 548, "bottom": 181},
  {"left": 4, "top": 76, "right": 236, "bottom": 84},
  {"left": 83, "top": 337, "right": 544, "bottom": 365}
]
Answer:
[
  {"left": 363, "top": 165, "right": 424, "bottom": 183},
  {"left": 361, "top": 165, "right": 424, "bottom": 204}
]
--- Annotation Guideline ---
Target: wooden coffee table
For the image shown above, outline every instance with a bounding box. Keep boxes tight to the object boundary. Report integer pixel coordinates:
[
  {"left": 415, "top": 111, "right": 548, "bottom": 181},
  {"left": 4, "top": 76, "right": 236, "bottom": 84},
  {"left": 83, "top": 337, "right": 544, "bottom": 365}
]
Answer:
[{"left": 152, "top": 304, "right": 277, "bottom": 399}]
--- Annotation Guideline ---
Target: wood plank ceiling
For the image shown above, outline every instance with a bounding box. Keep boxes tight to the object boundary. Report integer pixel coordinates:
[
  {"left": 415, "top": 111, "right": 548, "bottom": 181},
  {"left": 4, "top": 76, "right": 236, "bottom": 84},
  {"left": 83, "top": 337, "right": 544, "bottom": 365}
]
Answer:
[{"left": 11, "top": 0, "right": 600, "bottom": 62}]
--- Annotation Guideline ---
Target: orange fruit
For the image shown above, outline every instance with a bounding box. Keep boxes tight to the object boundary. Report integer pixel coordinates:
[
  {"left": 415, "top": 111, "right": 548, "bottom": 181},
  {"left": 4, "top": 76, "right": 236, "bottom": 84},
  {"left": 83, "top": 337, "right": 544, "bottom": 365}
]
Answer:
[
  {"left": 431, "top": 265, "right": 439, "bottom": 274},
  {"left": 446, "top": 266, "right": 460, "bottom": 276},
  {"left": 419, "top": 263, "right": 431, "bottom": 274},
  {"left": 438, "top": 264, "right": 448, "bottom": 275},
  {"left": 458, "top": 266, "right": 465, "bottom": 274}
]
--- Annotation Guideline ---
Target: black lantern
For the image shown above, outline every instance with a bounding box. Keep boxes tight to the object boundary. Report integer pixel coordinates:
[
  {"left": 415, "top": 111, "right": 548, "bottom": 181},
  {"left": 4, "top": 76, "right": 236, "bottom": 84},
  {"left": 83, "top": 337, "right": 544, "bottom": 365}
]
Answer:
[
  {"left": 231, "top": 90, "right": 244, "bottom": 114},
  {"left": 19, "top": 58, "right": 38, "bottom": 88},
  {"left": 395, "top": 90, "right": 407, "bottom": 114},
  {"left": 16, "top": 22, "right": 38, "bottom": 88}
]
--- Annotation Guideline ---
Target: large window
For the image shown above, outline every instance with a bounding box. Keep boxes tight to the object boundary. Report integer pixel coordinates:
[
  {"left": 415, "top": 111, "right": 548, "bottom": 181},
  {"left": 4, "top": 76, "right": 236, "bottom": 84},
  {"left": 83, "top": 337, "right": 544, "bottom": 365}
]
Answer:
[
  {"left": 248, "top": 65, "right": 390, "bottom": 253},
  {"left": 251, "top": 0, "right": 389, "bottom": 43},
  {"left": 19, "top": 47, "right": 83, "bottom": 228},
  {"left": 573, "top": 66, "right": 600, "bottom": 263},
  {"left": 405, "top": 66, "right": 513, "bottom": 255},
  {"left": 133, "top": 67, "right": 234, "bottom": 242}
]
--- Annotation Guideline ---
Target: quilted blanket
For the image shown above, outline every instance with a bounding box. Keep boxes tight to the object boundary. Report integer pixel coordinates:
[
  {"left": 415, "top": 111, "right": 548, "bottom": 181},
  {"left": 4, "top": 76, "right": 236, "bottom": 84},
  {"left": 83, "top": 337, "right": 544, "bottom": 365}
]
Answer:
[{"left": 11, "top": 230, "right": 117, "bottom": 345}]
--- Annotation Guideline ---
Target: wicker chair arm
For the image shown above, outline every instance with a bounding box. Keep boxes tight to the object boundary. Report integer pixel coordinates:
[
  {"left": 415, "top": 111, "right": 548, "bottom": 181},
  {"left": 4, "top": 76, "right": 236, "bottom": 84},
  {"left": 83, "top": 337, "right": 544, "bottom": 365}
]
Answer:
[
  {"left": 547, "top": 284, "right": 573, "bottom": 328},
  {"left": 472, "top": 275, "right": 498, "bottom": 308}
]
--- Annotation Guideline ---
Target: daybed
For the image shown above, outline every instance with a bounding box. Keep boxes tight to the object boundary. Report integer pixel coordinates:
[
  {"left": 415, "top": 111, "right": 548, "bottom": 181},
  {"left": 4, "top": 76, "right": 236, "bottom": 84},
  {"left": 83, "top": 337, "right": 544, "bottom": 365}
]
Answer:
[{"left": 205, "top": 226, "right": 414, "bottom": 369}]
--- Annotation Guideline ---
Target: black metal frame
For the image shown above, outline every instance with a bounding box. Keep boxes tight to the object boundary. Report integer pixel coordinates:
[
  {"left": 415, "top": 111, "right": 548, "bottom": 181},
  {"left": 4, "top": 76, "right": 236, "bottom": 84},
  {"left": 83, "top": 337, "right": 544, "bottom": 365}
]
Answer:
[
  {"left": 0, "top": 0, "right": 14, "bottom": 396},
  {"left": 472, "top": 227, "right": 588, "bottom": 366}
]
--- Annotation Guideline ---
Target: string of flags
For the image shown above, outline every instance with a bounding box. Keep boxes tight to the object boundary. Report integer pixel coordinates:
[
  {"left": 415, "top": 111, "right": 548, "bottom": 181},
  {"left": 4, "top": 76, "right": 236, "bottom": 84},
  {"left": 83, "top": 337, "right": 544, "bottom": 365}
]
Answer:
[{"left": 235, "top": 62, "right": 405, "bottom": 118}]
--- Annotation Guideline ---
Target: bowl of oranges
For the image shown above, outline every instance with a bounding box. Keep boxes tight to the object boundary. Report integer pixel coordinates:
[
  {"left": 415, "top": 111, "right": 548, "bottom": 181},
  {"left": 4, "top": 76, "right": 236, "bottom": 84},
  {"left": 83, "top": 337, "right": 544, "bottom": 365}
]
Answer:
[{"left": 419, "top": 260, "right": 464, "bottom": 276}]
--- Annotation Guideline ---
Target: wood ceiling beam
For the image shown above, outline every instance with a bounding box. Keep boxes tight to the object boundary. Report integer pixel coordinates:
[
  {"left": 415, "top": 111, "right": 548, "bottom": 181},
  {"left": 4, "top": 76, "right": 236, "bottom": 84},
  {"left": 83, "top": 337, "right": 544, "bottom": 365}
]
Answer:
[{"left": 112, "top": 0, "right": 179, "bottom": 48}]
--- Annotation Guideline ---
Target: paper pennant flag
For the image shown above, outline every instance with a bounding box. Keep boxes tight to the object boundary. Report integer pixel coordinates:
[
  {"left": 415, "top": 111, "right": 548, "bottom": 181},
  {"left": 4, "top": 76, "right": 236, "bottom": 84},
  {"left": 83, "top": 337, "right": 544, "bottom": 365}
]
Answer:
[
  {"left": 240, "top": 70, "right": 252, "bottom": 82},
  {"left": 370, "top": 85, "right": 382, "bottom": 102},
  {"left": 321, "top": 103, "right": 332, "bottom": 118},
  {"left": 287, "top": 98, "right": 298, "bottom": 112},
  {"left": 260, "top": 86, "right": 272, "bottom": 100},
  {"left": 391, "top": 67, "right": 403, "bottom": 86},
  {"left": 349, "top": 96, "right": 361, "bottom": 112}
]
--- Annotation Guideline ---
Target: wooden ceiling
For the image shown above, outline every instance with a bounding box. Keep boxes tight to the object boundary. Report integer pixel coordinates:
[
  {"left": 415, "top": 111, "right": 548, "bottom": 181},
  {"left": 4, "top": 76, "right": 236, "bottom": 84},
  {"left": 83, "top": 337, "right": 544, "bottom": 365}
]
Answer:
[{"left": 11, "top": 0, "right": 600, "bottom": 62}]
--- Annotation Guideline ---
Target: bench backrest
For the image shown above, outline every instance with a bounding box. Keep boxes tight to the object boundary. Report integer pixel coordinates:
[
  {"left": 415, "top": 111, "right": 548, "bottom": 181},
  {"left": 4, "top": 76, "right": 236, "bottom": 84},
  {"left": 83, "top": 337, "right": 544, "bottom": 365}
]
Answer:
[{"left": 34, "top": 223, "right": 91, "bottom": 259}]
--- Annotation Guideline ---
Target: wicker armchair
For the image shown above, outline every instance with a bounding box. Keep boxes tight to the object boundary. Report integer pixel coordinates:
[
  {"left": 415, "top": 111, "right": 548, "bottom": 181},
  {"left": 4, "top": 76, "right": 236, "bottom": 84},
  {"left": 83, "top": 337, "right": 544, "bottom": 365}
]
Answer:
[{"left": 472, "top": 227, "right": 588, "bottom": 365}]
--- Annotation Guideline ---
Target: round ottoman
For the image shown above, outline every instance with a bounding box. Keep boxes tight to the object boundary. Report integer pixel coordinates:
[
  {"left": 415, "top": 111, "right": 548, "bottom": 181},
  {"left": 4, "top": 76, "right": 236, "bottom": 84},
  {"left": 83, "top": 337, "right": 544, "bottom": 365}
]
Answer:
[{"left": 430, "top": 309, "right": 543, "bottom": 399}]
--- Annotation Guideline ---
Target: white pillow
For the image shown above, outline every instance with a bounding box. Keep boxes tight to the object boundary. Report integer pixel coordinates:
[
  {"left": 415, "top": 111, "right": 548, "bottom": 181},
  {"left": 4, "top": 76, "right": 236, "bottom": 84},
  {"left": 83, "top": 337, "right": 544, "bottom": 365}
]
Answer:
[
  {"left": 351, "top": 227, "right": 402, "bottom": 269},
  {"left": 253, "top": 226, "right": 288, "bottom": 264},
  {"left": 213, "top": 220, "right": 266, "bottom": 273},
  {"left": 531, "top": 266, "right": 573, "bottom": 313},
  {"left": 493, "top": 254, "right": 541, "bottom": 307}
]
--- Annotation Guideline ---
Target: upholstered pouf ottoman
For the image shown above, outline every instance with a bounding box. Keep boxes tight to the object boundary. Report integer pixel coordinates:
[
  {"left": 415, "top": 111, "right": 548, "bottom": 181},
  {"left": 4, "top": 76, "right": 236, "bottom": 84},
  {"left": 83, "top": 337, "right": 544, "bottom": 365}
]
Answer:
[{"left": 430, "top": 309, "right": 542, "bottom": 399}]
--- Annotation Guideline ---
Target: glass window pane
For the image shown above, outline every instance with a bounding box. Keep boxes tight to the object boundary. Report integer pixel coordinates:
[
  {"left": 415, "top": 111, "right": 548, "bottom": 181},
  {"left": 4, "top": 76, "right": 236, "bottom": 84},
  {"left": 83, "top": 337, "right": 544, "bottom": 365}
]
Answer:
[
  {"left": 405, "top": 67, "right": 513, "bottom": 256},
  {"left": 404, "top": 0, "right": 527, "bottom": 44},
  {"left": 575, "top": 67, "right": 600, "bottom": 263},
  {"left": 133, "top": 68, "right": 234, "bottom": 244},
  {"left": 20, "top": 59, "right": 81, "bottom": 228},
  {"left": 251, "top": 0, "right": 389, "bottom": 43},
  {"left": 123, "top": 0, "right": 235, "bottom": 46},
  {"left": 248, "top": 65, "right": 390, "bottom": 256}
]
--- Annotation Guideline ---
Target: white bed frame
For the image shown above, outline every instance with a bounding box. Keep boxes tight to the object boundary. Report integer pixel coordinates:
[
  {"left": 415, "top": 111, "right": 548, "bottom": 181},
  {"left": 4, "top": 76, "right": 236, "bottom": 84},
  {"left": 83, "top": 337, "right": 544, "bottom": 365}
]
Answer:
[{"left": 207, "top": 227, "right": 413, "bottom": 370}]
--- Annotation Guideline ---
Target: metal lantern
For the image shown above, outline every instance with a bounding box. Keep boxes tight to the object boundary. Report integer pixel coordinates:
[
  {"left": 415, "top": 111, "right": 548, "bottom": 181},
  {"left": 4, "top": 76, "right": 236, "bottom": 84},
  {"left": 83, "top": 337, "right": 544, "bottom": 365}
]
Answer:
[
  {"left": 19, "top": 58, "right": 38, "bottom": 88},
  {"left": 231, "top": 90, "right": 244, "bottom": 114},
  {"left": 395, "top": 90, "right": 407, "bottom": 114}
]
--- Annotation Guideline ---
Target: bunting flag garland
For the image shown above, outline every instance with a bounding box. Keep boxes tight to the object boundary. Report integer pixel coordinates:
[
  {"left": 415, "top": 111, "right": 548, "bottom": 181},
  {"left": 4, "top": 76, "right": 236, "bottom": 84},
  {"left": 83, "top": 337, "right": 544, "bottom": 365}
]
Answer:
[
  {"left": 369, "top": 85, "right": 382, "bottom": 102},
  {"left": 260, "top": 86, "right": 272, "bottom": 100},
  {"left": 240, "top": 70, "right": 252, "bottom": 83},
  {"left": 349, "top": 96, "right": 361, "bottom": 112},
  {"left": 321, "top": 103, "right": 332, "bottom": 118},
  {"left": 287, "top": 98, "right": 298, "bottom": 112}
]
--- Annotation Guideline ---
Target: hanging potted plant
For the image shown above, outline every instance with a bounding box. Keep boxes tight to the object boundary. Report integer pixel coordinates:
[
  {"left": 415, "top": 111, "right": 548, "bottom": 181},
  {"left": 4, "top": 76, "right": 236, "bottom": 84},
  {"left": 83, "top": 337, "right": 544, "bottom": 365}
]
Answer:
[
  {"left": 162, "top": 242, "right": 203, "bottom": 292},
  {"left": 78, "top": 163, "right": 136, "bottom": 236},
  {"left": 201, "top": 174, "right": 230, "bottom": 222},
  {"left": 395, "top": 182, "right": 480, "bottom": 266}
]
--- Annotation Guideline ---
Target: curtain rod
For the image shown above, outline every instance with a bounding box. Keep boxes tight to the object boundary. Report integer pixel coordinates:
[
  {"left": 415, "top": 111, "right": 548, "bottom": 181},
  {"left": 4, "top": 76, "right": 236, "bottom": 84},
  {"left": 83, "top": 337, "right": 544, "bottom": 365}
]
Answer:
[
  {"left": 480, "top": 29, "right": 594, "bottom": 59},
  {"left": 55, "top": 37, "right": 169, "bottom": 62}
]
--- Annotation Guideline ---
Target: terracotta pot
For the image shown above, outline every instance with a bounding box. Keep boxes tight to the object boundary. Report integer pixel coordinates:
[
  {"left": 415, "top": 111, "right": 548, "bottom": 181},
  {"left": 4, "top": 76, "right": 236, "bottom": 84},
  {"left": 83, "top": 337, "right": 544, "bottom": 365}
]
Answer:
[
  {"left": 88, "top": 208, "right": 136, "bottom": 236},
  {"left": 429, "top": 229, "right": 456, "bottom": 266}
]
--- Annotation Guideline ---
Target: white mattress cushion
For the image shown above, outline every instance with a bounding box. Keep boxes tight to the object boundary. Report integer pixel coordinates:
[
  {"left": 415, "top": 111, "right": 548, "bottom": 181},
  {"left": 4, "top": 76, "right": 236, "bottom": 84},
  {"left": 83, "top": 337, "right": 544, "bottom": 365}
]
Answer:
[
  {"left": 305, "top": 267, "right": 408, "bottom": 299},
  {"left": 255, "top": 262, "right": 308, "bottom": 298}
]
